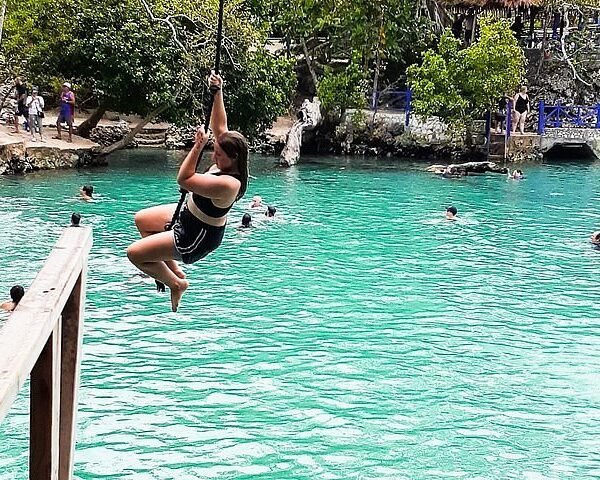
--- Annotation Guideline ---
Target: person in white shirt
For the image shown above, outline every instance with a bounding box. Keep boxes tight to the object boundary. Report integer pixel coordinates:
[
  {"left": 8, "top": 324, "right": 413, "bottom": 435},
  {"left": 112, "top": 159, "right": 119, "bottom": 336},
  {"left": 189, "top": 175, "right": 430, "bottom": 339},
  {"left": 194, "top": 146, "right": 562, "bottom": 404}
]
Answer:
[{"left": 25, "top": 87, "right": 45, "bottom": 142}]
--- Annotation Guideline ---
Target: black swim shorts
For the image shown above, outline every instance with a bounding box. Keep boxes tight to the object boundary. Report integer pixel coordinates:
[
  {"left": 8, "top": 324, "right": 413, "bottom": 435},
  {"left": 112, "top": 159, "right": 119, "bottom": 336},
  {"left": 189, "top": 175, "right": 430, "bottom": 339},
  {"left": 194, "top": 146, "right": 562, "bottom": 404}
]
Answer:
[{"left": 172, "top": 205, "right": 225, "bottom": 264}]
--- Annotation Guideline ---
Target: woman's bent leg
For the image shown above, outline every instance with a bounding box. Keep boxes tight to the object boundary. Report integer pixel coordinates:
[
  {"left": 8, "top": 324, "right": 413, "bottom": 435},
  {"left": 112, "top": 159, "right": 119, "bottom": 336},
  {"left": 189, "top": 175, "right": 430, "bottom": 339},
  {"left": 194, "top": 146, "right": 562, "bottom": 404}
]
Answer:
[
  {"left": 135, "top": 203, "right": 178, "bottom": 236},
  {"left": 134, "top": 203, "right": 184, "bottom": 279},
  {"left": 127, "top": 230, "right": 189, "bottom": 311}
]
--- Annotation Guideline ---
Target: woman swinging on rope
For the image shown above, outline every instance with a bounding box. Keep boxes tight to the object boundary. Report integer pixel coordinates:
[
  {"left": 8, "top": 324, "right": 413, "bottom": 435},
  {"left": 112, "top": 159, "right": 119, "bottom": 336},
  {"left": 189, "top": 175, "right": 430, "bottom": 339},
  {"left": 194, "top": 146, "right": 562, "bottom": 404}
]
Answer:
[{"left": 127, "top": 72, "right": 249, "bottom": 312}]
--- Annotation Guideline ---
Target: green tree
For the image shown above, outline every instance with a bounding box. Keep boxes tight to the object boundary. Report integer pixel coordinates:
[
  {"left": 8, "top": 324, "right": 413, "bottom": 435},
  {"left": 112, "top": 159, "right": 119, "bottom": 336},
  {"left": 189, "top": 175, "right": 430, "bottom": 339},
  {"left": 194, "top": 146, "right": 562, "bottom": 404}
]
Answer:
[
  {"left": 407, "top": 16, "right": 526, "bottom": 144},
  {"left": 1, "top": 0, "right": 295, "bottom": 143},
  {"left": 271, "top": 0, "right": 432, "bottom": 113}
]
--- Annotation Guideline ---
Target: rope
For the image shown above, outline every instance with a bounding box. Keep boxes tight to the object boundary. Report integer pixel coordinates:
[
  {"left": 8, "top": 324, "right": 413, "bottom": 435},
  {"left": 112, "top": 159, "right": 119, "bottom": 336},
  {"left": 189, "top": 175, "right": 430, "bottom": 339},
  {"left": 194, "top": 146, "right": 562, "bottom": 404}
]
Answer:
[{"left": 155, "top": 0, "right": 226, "bottom": 293}]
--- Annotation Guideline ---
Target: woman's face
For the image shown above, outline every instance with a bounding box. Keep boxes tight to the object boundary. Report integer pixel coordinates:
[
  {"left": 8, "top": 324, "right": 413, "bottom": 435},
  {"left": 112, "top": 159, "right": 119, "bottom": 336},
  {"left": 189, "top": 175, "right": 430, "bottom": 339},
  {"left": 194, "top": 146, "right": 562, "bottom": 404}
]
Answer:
[{"left": 213, "top": 141, "right": 234, "bottom": 171}]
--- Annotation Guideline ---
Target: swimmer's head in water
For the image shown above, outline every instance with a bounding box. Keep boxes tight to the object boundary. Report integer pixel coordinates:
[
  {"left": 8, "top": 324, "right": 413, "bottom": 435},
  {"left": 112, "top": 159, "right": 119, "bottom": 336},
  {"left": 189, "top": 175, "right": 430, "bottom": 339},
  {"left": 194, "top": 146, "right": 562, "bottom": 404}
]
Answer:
[
  {"left": 241, "top": 213, "right": 252, "bottom": 227},
  {"left": 251, "top": 196, "right": 262, "bottom": 206},
  {"left": 82, "top": 185, "right": 94, "bottom": 197},
  {"left": 592, "top": 231, "right": 600, "bottom": 244},
  {"left": 446, "top": 206, "right": 458, "bottom": 217},
  {"left": 10, "top": 285, "right": 25, "bottom": 304},
  {"left": 71, "top": 212, "right": 81, "bottom": 226},
  {"left": 266, "top": 206, "right": 276, "bottom": 217}
]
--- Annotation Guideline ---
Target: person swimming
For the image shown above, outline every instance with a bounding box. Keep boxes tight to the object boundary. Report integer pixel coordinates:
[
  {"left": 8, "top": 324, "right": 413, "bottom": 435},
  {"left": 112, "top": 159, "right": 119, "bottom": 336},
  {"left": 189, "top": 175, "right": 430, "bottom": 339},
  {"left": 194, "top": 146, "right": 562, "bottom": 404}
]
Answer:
[
  {"left": 248, "top": 195, "right": 263, "bottom": 209},
  {"left": 1, "top": 285, "right": 25, "bottom": 312},
  {"left": 265, "top": 206, "right": 276, "bottom": 218},
  {"left": 71, "top": 212, "right": 81, "bottom": 226},
  {"left": 591, "top": 231, "right": 600, "bottom": 246},
  {"left": 238, "top": 213, "right": 253, "bottom": 229},
  {"left": 508, "top": 169, "right": 524, "bottom": 180},
  {"left": 80, "top": 185, "right": 94, "bottom": 201},
  {"left": 446, "top": 206, "right": 458, "bottom": 220}
]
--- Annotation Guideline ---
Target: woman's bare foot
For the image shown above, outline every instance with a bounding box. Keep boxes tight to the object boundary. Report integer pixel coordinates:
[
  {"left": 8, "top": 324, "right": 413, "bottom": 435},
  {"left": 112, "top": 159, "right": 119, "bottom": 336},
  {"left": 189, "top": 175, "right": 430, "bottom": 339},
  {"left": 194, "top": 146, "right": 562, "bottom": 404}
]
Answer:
[
  {"left": 170, "top": 280, "right": 189, "bottom": 312},
  {"left": 165, "top": 260, "right": 186, "bottom": 279}
]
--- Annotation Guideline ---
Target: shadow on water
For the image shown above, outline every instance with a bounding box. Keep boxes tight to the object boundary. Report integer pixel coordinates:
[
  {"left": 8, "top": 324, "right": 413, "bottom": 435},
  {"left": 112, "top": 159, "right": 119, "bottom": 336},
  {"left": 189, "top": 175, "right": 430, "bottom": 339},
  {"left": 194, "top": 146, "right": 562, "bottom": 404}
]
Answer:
[{"left": 544, "top": 144, "right": 598, "bottom": 162}]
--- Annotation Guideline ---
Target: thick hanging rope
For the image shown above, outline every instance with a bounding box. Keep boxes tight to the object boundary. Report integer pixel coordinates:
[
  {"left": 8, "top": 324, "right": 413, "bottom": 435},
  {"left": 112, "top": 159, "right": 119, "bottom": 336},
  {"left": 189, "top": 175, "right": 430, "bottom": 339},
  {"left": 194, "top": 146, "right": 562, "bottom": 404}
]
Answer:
[
  {"left": 167, "top": 0, "right": 226, "bottom": 230},
  {"left": 156, "top": 0, "right": 226, "bottom": 293}
]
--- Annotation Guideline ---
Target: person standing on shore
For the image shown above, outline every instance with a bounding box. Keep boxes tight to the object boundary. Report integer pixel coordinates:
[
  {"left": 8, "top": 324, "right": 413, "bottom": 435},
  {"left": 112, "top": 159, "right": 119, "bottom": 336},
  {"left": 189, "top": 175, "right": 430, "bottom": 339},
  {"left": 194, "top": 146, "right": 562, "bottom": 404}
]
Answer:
[
  {"left": 12, "top": 77, "right": 28, "bottom": 134},
  {"left": 512, "top": 86, "right": 531, "bottom": 135},
  {"left": 25, "top": 87, "right": 45, "bottom": 142},
  {"left": 55, "top": 82, "right": 75, "bottom": 143}
]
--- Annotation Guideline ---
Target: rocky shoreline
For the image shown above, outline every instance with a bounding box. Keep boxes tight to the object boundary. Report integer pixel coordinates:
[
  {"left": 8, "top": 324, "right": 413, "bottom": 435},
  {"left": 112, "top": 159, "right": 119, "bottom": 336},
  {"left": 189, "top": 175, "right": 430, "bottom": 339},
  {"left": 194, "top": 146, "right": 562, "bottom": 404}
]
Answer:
[{"left": 0, "top": 135, "right": 105, "bottom": 175}]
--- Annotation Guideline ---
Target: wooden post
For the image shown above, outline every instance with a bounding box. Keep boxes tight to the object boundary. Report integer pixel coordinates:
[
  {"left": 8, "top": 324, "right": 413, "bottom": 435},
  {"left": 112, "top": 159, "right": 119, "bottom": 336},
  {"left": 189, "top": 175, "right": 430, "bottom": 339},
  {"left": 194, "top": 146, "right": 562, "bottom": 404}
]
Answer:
[
  {"left": 30, "top": 323, "right": 62, "bottom": 480},
  {"left": 59, "top": 269, "right": 86, "bottom": 480}
]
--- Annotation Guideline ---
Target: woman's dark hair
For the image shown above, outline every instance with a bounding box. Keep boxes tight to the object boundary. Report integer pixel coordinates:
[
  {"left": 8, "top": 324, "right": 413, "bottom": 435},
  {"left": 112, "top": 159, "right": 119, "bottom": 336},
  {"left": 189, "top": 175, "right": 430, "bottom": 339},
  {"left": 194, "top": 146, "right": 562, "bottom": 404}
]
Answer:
[
  {"left": 218, "top": 132, "right": 248, "bottom": 201},
  {"left": 82, "top": 185, "right": 94, "bottom": 196},
  {"left": 242, "top": 213, "right": 252, "bottom": 227},
  {"left": 71, "top": 212, "right": 81, "bottom": 226},
  {"left": 266, "top": 206, "right": 277, "bottom": 217},
  {"left": 10, "top": 285, "right": 25, "bottom": 304},
  {"left": 447, "top": 206, "right": 458, "bottom": 216}
]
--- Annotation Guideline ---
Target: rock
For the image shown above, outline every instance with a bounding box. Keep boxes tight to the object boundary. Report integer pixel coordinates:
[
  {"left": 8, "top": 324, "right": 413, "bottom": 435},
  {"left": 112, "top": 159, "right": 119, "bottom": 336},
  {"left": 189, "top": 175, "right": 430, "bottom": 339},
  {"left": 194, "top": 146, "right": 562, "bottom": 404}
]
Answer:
[
  {"left": 166, "top": 125, "right": 198, "bottom": 150},
  {"left": 1, "top": 140, "right": 105, "bottom": 175},
  {"left": 280, "top": 97, "right": 322, "bottom": 166},
  {"left": 90, "top": 121, "right": 136, "bottom": 148}
]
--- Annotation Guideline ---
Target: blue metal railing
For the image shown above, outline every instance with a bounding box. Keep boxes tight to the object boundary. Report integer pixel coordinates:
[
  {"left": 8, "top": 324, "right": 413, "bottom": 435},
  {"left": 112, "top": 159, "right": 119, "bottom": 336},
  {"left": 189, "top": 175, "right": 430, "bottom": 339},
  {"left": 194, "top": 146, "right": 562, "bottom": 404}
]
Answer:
[
  {"left": 506, "top": 100, "right": 513, "bottom": 140},
  {"left": 538, "top": 102, "right": 600, "bottom": 134},
  {"left": 371, "top": 89, "right": 412, "bottom": 126}
]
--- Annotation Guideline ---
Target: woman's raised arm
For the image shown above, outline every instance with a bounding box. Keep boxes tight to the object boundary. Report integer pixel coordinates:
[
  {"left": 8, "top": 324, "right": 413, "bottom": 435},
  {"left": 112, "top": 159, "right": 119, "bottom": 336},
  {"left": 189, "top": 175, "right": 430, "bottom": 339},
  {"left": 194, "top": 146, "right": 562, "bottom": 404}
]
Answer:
[{"left": 209, "top": 72, "right": 228, "bottom": 139}]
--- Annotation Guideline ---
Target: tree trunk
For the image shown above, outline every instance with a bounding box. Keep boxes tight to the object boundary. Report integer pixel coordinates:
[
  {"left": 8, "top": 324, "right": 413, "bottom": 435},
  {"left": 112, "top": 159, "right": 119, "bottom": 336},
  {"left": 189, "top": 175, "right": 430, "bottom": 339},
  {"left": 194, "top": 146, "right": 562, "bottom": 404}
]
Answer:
[
  {"left": 0, "top": 0, "right": 7, "bottom": 44},
  {"left": 76, "top": 105, "right": 107, "bottom": 139},
  {"left": 100, "top": 105, "right": 168, "bottom": 155},
  {"left": 370, "top": 9, "right": 384, "bottom": 124},
  {"left": 536, "top": 11, "right": 548, "bottom": 79},
  {"left": 465, "top": 120, "right": 473, "bottom": 148},
  {"left": 301, "top": 37, "right": 319, "bottom": 92}
]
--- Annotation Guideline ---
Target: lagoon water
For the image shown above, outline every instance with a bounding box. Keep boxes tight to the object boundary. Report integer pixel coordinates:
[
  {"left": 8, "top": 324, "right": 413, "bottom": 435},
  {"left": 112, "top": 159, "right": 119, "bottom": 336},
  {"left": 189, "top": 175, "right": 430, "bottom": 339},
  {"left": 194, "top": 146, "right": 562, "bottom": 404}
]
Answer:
[{"left": 1, "top": 150, "right": 599, "bottom": 479}]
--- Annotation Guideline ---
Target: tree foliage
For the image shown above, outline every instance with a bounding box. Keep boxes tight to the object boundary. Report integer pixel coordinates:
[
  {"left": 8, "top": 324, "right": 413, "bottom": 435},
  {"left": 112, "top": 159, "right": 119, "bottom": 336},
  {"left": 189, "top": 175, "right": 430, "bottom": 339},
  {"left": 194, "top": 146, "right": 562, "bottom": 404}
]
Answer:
[
  {"left": 1, "top": 0, "right": 295, "bottom": 138},
  {"left": 317, "top": 62, "right": 368, "bottom": 115},
  {"left": 271, "top": 0, "right": 433, "bottom": 111},
  {"left": 407, "top": 16, "right": 526, "bottom": 122}
]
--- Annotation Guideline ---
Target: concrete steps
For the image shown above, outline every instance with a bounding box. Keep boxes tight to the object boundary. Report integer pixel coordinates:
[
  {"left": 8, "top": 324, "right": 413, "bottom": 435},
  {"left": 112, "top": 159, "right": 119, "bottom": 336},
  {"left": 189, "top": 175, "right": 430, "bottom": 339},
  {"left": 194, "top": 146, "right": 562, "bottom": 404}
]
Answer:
[
  {"left": 134, "top": 129, "right": 167, "bottom": 148},
  {"left": 488, "top": 132, "right": 507, "bottom": 160}
]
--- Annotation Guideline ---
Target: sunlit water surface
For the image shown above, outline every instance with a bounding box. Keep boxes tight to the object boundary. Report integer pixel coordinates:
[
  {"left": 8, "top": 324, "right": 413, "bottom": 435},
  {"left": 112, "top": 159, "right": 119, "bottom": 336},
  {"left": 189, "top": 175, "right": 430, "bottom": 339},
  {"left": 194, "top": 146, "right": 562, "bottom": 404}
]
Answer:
[{"left": 1, "top": 150, "right": 599, "bottom": 479}]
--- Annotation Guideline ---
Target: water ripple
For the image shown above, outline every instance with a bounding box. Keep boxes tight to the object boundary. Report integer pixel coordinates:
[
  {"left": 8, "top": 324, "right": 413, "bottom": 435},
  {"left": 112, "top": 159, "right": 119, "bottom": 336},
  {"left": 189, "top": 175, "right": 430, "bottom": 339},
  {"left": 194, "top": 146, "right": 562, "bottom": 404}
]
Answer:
[{"left": 1, "top": 153, "right": 599, "bottom": 479}]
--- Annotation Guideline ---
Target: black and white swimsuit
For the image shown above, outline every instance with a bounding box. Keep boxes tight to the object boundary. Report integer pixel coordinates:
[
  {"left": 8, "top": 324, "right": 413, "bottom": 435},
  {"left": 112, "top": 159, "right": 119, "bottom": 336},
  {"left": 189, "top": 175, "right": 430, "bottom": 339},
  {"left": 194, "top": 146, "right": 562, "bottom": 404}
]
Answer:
[{"left": 172, "top": 172, "right": 239, "bottom": 264}]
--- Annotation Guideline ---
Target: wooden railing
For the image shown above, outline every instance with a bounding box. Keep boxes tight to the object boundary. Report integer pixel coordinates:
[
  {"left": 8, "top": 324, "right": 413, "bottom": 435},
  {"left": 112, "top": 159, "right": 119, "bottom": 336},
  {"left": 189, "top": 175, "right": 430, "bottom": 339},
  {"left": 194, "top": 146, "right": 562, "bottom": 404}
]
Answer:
[{"left": 0, "top": 226, "right": 92, "bottom": 480}]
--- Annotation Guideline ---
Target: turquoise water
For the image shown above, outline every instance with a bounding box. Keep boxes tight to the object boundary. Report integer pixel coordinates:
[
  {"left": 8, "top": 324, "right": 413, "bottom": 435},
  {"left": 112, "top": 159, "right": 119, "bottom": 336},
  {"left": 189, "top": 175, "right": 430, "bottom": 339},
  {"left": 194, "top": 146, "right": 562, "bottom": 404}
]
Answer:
[{"left": 1, "top": 150, "right": 600, "bottom": 479}]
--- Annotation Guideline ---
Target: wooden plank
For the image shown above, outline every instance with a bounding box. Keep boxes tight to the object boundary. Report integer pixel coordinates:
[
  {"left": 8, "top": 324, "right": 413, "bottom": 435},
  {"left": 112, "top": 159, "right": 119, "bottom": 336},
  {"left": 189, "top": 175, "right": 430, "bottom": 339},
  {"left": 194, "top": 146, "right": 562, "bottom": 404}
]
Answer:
[
  {"left": 59, "top": 267, "right": 87, "bottom": 480},
  {"left": 0, "top": 227, "right": 92, "bottom": 423},
  {"left": 30, "top": 323, "right": 61, "bottom": 480}
]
